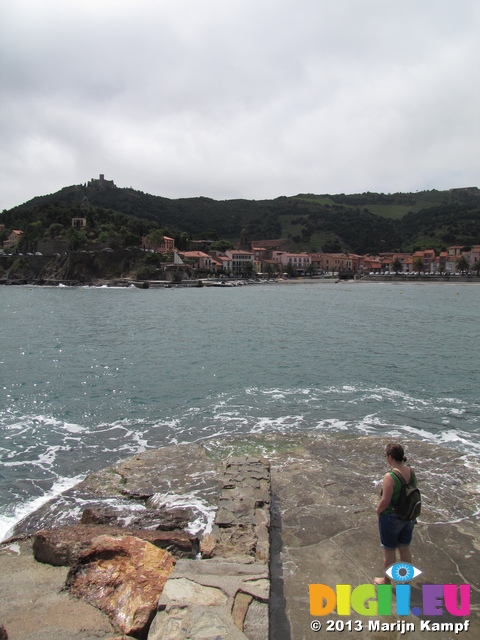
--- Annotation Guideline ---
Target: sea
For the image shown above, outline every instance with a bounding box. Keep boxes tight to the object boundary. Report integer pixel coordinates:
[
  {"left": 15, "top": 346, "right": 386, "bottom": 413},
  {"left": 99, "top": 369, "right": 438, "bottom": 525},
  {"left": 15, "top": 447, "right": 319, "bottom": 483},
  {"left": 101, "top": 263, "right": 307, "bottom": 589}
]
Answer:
[{"left": 1, "top": 280, "right": 479, "bottom": 540}]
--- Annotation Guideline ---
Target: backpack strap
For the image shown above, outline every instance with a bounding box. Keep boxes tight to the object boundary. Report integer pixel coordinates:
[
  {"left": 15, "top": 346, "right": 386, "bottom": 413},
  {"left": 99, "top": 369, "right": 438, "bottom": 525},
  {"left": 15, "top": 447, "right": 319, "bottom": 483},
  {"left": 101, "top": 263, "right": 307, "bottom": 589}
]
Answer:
[{"left": 391, "top": 468, "right": 414, "bottom": 485}]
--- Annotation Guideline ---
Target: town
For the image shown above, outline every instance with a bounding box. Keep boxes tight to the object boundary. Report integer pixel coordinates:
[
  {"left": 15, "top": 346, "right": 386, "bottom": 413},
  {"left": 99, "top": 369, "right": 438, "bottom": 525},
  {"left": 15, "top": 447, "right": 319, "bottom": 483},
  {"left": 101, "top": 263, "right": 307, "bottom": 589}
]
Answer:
[{"left": 2, "top": 220, "right": 480, "bottom": 283}]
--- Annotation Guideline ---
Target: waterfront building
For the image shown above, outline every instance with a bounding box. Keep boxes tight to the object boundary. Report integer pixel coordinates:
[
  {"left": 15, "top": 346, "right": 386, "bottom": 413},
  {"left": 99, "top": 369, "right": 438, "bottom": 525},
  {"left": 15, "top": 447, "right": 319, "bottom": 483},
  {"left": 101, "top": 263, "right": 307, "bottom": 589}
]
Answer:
[
  {"left": 179, "top": 251, "right": 212, "bottom": 271},
  {"left": 3, "top": 230, "right": 22, "bottom": 250},
  {"left": 225, "top": 249, "right": 254, "bottom": 275}
]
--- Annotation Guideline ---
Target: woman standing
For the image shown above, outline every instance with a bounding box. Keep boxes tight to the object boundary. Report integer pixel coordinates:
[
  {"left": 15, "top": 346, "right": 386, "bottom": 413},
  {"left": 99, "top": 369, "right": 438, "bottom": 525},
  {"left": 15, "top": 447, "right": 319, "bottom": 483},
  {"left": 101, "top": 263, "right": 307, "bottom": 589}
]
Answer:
[{"left": 374, "top": 443, "right": 417, "bottom": 585}]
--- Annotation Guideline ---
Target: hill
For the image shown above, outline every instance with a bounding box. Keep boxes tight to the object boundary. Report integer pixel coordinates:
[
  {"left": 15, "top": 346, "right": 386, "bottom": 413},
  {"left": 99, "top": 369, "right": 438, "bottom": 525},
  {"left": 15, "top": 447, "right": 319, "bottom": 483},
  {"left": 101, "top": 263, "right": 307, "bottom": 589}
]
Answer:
[{"left": 1, "top": 178, "right": 480, "bottom": 255}]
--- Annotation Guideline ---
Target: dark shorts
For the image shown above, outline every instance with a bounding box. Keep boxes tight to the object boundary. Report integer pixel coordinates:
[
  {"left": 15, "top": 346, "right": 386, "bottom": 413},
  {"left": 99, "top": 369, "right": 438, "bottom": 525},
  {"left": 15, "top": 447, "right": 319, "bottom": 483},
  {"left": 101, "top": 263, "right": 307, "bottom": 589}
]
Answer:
[{"left": 378, "top": 511, "right": 415, "bottom": 550}]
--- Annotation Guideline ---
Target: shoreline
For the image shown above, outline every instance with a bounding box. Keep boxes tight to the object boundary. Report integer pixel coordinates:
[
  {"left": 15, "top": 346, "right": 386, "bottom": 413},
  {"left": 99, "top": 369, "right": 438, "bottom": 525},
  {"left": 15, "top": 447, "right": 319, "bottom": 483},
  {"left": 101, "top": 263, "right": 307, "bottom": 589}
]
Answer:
[{"left": 1, "top": 275, "right": 480, "bottom": 288}]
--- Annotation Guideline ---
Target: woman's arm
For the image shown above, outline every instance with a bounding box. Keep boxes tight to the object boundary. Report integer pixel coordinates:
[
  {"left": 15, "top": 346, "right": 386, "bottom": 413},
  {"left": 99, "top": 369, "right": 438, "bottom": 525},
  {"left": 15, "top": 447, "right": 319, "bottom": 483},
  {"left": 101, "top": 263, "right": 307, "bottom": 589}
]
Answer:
[{"left": 377, "top": 473, "right": 394, "bottom": 515}]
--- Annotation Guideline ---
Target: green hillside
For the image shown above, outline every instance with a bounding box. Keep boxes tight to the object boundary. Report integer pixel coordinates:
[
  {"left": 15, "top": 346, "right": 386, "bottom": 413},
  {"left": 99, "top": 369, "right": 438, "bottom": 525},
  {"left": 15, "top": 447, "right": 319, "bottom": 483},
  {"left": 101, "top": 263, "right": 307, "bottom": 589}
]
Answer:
[{"left": 1, "top": 182, "right": 479, "bottom": 255}]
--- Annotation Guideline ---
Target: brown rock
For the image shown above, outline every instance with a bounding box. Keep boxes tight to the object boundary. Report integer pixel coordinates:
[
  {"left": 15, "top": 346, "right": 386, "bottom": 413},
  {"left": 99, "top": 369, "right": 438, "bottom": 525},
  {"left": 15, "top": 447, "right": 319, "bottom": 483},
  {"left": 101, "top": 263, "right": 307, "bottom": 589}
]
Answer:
[
  {"left": 33, "top": 524, "right": 197, "bottom": 566},
  {"left": 151, "top": 508, "right": 194, "bottom": 531},
  {"left": 80, "top": 507, "right": 118, "bottom": 525},
  {"left": 208, "top": 524, "right": 258, "bottom": 559},
  {"left": 231, "top": 591, "right": 253, "bottom": 631},
  {"left": 0, "top": 539, "right": 114, "bottom": 640},
  {"left": 0, "top": 624, "right": 7, "bottom": 640},
  {"left": 200, "top": 532, "right": 216, "bottom": 559},
  {"left": 66, "top": 535, "right": 175, "bottom": 639}
]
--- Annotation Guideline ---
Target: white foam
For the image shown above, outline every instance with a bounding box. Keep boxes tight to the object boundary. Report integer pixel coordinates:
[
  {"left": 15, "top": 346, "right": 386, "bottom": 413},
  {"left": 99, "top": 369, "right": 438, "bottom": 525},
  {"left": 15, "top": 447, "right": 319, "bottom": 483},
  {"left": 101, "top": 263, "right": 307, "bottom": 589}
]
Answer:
[
  {"left": 131, "top": 435, "right": 149, "bottom": 451},
  {"left": 2, "top": 444, "right": 60, "bottom": 469},
  {"left": 250, "top": 415, "right": 304, "bottom": 433},
  {"left": 315, "top": 419, "right": 349, "bottom": 431},
  {"left": 398, "top": 424, "right": 480, "bottom": 452},
  {"left": 149, "top": 491, "right": 217, "bottom": 535},
  {"left": 62, "top": 422, "right": 87, "bottom": 433},
  {"left": 0, "top": 474, "right": 84, "bottom": 542}
]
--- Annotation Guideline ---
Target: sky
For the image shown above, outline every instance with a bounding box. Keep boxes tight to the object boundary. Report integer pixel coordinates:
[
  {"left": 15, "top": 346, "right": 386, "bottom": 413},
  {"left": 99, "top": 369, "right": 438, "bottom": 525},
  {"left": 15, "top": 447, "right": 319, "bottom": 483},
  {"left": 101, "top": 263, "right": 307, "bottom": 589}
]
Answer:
[{"left": 1, "top": 0, "right": 479, "bottom": 210}]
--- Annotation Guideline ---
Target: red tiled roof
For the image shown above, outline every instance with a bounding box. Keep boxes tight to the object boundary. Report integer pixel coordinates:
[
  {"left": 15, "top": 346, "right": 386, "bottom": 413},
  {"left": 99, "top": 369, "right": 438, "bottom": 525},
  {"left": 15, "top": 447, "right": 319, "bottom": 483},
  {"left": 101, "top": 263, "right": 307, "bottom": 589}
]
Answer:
[{"left": 180, "top": 251, "right": 210, "bottom": 258}]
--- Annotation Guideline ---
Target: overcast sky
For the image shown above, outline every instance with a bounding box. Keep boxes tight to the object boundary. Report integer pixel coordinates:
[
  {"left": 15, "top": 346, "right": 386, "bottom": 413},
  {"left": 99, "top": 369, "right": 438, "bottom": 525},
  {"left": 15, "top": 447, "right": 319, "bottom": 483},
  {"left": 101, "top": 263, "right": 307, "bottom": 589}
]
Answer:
[{"left": 1, "top": 0, "right": 479, "bottom": 210}]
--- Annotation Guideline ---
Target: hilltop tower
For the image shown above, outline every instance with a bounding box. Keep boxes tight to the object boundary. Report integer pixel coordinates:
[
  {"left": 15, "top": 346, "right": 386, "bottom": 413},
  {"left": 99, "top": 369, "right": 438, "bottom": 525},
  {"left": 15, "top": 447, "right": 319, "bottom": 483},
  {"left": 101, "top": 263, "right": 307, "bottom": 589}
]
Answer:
[
  {"left": 239, "top": 228, "right": 251, "bottom": 251},
  {"left": 87, "top": 174, "right": 115, "bottom": 189}
]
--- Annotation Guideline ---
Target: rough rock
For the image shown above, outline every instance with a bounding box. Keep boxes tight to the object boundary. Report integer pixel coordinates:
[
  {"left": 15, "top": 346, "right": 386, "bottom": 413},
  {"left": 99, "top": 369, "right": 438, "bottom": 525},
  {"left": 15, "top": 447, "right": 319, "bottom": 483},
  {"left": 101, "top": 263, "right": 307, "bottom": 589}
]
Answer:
[
  {"left": 66, "top": 535, "right": 175, "bottom": 639},
  {"left": 232, "top": 591, "right": 253, "bottom": 630},
  {"left": 148, "top": 559, "right": 269, "bottom": 640},
  {"left": 140, "top": 506, "right": 195, "bottom": 531},
  {"left": 80, "top": 504, "right": 195, "bottom": 532},
  {"left": 201, "top": 456, "right": 271, "bottom": 562},
  {"left": 33, "top": 524, "right": 197, "bottom": 566},
  {"left": 108, "top": 445, "right": 222, "bottom": 500},
  {"left": 149, "top": 456, "right": 271, "bottom": 638},
  {"left": 80, "top": 507, "right": 119, "bottom": 525},
  {"left": 0, "top": 539, "right": 114, "bottom": 640},
  {"left": 11, "top": 443, "right": 223, "bottom": 538}
]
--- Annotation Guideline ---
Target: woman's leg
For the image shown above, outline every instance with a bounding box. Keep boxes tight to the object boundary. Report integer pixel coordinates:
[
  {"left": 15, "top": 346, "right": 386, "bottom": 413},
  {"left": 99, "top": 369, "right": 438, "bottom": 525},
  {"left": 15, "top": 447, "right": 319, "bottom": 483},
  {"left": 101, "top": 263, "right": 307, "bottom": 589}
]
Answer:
[
  {"left": 374, "top": 547, "right": 396, "bottom": 585},
  {"left": 376, "top": 513, "right": 398, "bottom": 584},
  {"left": 398, "top": 546, "right": 412, "bottom": 564}
]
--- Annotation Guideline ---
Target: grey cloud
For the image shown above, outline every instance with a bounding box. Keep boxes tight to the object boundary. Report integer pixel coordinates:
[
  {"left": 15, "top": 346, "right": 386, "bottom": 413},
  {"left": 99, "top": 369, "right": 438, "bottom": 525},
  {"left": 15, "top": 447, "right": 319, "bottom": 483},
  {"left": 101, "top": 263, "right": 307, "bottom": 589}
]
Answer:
[{"left": 1, "top": 0, "right": 479, "bottom": 209}]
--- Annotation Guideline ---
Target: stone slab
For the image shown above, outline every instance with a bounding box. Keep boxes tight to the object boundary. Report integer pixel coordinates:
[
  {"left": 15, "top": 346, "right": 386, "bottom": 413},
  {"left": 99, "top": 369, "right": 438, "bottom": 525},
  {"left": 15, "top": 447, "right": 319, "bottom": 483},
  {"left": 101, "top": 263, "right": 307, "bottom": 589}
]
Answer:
[{"left": 148, "top": 559, "right": 269, "bottom": 640}]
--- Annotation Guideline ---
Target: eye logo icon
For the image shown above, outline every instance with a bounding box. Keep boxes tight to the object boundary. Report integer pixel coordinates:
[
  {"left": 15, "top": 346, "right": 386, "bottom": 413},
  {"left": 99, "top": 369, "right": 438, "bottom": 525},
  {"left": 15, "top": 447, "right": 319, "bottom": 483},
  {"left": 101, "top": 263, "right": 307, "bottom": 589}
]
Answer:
[{"left": 385, "top": 562, "right": 422, "bottom": 582}]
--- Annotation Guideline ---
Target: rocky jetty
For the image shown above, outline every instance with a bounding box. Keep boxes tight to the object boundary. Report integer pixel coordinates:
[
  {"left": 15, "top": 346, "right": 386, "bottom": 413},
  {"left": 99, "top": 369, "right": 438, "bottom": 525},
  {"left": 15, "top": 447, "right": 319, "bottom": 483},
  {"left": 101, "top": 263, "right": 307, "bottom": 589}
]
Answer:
[
  {"left": 1, "top": 434, "right": 479, "bottom": 639},
  {"left": 151, "top": 456, "right": 271, "bottom": 638}
]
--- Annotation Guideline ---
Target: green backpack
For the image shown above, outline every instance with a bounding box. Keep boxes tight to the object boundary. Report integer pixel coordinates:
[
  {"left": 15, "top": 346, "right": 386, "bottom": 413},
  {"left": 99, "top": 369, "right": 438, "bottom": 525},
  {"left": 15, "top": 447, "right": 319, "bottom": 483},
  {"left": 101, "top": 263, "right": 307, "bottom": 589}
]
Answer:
[{"left": 391, "top": 468, "right": 422, "bottom": 521}]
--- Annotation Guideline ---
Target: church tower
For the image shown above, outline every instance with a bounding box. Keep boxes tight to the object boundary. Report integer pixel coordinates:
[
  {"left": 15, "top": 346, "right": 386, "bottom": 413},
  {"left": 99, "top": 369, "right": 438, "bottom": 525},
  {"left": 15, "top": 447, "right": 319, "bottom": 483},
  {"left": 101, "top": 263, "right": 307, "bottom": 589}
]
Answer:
[{"left": 239, "top": 228, "right": 251, "bottom": 251}]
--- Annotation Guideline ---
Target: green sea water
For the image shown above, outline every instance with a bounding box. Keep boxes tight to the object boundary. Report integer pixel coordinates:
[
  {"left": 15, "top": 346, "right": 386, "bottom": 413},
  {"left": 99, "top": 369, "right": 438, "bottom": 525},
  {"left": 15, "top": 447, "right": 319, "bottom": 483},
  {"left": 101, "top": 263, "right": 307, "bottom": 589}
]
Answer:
[{"left": 1, "top": 281, "right": 479, "bottom": 538}]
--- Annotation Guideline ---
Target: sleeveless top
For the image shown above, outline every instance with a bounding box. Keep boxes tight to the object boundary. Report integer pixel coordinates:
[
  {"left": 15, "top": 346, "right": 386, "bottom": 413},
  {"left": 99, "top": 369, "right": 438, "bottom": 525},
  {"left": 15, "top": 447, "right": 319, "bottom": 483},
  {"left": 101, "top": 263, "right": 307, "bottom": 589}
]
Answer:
[{"left": 383, "top": 468, "right": 417, "bottom": 514}]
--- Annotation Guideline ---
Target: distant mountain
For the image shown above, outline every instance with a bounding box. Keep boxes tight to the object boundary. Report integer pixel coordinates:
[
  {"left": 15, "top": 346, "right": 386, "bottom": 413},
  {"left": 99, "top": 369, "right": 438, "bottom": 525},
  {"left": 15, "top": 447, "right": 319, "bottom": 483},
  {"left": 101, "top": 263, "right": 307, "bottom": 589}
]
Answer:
[{"left": 2, "top": 179, "right": 479, "bottom": 254}]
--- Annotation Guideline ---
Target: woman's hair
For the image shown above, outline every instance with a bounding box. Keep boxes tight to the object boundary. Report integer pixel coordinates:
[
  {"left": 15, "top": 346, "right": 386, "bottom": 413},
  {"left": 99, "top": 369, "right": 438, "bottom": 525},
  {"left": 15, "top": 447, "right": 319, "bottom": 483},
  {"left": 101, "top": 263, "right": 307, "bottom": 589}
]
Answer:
[{"left": 386, "top": 443, "right": 407, "bottom": 462}]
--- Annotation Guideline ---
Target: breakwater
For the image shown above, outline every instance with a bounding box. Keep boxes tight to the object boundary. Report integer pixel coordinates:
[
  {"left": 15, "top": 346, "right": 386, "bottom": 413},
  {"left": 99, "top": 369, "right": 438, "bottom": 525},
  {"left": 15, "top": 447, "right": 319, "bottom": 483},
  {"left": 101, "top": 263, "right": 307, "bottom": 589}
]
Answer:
[{"left": 1, "top": 434, "right": 479, "bottom": 639}]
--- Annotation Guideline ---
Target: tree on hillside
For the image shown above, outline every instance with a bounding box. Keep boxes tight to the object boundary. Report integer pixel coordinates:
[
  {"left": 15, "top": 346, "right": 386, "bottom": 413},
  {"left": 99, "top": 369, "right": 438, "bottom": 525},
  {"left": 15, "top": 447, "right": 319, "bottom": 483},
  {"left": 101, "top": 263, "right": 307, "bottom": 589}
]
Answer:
[
  {"left": 210, "top": 239, "right": 233, "bottom": 252},
  {"left": 66, "top": 227, "right": 88, "bottom": 251},
  {"left": 264, "top": 262, "right": 276, "bottom": 277},
  {"left": 413, "top": 257, "right": 424, "bottom": 273},
  {"left": 175, "top": 232, "right": 191, "bottom": 251},
  {"left": 20, "top": 220, "right": 43, "bottom": 251},
  {"left": 48, "top": 223, "right": 64, "bottom": 239},
  {"left": 391, "top": 257, "right": 403, "bottom": 275},
  {"left": 456, "top": 255, "right": 470, "bottom": 274},
  {"left": 242, "top": 261, "right": 254, "bottom": 277},
  {"left": 306, "top": 263, "right": 316, "bottom": 277},
  {"left": 286, "top": 261, "right": 297, "bottom": 278},
  {"left": 145, "top": 229, "right": 165, "bottom": 250}
]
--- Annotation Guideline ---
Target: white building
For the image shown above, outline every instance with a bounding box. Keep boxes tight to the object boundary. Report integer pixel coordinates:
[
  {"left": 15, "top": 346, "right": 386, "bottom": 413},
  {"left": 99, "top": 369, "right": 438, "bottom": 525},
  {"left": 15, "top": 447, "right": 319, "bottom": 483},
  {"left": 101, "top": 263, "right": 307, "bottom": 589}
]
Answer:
[{"left": 225, "top": 250, "right": 254, "bottom": 275}]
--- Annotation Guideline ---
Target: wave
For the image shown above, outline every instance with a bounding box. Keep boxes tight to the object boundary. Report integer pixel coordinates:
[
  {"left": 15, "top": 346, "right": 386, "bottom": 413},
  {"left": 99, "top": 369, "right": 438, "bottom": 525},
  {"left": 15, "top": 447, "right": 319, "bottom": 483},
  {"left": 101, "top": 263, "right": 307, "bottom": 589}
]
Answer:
[
  {"left": 0, "top": 475, "right": 84, "bottom": 541},
  {"left": 1, "top": 383, "right": 478, "bottom": 540}
]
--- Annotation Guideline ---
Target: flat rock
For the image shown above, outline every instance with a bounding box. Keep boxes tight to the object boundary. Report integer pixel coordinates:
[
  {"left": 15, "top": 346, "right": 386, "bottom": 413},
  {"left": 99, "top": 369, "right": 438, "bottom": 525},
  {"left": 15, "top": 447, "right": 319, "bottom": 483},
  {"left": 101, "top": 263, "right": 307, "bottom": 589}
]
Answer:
[
  {"left": 203, "top": 456, "right": 271, "bottom": 562},
  {"left": 149, "top": 559, "right": 269, "bottom": 640},
  {"left": 266, "top": 433, "right": 480, "bottom": 640}
]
